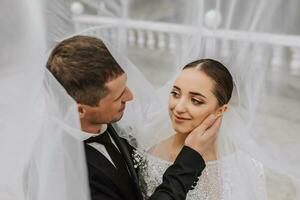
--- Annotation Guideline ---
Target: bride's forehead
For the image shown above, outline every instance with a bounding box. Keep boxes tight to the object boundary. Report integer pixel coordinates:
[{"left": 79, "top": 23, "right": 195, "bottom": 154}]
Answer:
[{"left": 175, "top": 69, "right": 213, "bottom": 86}]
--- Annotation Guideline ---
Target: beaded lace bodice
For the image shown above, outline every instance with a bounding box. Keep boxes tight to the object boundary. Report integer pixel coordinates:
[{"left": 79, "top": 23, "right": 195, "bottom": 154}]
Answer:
[{"left": 137, "top": 152, "right": 267, "bottom": 200}]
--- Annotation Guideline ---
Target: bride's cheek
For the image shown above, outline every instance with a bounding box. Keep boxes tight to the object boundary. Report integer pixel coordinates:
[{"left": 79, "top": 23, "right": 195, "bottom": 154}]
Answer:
[{"left": 189, "top": 121, "right": 198, "bottom": 132}]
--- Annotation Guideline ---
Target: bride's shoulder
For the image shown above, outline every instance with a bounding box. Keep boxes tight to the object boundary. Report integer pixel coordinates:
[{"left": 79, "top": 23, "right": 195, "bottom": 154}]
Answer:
[{"left": 220, "top": 151, "right": 265, "bottom": 175}]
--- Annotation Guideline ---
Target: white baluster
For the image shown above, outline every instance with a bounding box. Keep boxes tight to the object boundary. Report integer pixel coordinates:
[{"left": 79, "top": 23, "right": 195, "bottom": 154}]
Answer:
[
  {"left": 137, "top": 30, "right": 145, "bottom": 48},
  {"left": 290, "top": 47, "right": 300, "bottom": 75},
  {"left": 117, "top": 27, "right": 127, "bottom": 52},
  {"left": 146, "top": 31, "right": 155, "bottom": 49},
  {"left": 157, "top": 32, "right": 166, "bottom": 50},
  {"left": 270, "top": 46, "right": 285, "bottom": 71},
  {"left": 205, "top": 37, "right": 218, "bottom": 58},
  {"left": 221, "top": 40, "right": 231, "bottom": 63},
  {"left": 97, "top": 2, "right": 106, "bottom": 15},
  {"left": 168, "top": 33, "right": 176, "bottom": 52},
  {"left": 128, "top": 29, "right": 136, "bottom": 46},
  {"left": 253, "top": 44, "right": 265, "bottom": 65}
]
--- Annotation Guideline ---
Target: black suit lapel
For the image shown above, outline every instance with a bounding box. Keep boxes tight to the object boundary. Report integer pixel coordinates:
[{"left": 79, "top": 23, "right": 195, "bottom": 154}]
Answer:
[
  {"left": 107, "top": 124, "right": 143, "bottom": 200},
  {"left": 84, "top": 144, "right": 120, "bottom": 184},
  {"left": 85, "top": 143, "right": 137, "bottom": 200}
]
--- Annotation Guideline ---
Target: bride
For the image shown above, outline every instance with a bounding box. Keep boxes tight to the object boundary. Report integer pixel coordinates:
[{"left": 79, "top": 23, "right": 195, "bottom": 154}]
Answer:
[{"left": 133, "top": 59, "right": 267, "bottom": 199}]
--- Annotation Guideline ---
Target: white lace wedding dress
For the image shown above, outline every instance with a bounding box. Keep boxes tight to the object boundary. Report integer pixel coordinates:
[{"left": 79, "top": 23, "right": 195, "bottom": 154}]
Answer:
[{"left": 137, "top": 151, "right": 268, "bottom": 200}]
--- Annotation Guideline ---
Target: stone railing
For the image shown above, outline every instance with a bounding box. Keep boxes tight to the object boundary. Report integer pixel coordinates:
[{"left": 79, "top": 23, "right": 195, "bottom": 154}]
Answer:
[{"left": 71, "top": 2, "right": 300, "bottom": 75}]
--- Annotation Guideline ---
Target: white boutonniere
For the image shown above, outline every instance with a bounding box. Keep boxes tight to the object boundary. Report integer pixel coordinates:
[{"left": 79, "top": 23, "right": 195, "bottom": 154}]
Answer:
[{"left": 132, "top": 149, "right": 147, "bottom": 170}]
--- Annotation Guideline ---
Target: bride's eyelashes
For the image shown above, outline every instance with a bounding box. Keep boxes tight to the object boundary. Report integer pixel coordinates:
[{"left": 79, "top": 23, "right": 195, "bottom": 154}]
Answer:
[
  {"left": 170, "top": 90, "right": 204, "bottom": 106},
  {"left": 170, "top": 90, "right": 180, "bottom": 98},
  {"left": 191, "top": 98, "right": 204, "bottom": 106}
]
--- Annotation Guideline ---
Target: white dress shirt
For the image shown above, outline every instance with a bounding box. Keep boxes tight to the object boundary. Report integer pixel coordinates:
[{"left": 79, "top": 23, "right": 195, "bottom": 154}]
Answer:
[{"left": 81, "top": 124, "right": 121, "bottom": 167}]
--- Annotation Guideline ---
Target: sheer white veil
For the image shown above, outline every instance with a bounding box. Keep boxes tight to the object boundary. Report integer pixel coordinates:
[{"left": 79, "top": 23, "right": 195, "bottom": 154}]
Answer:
[
  {"left": 0, "top": 0, "right": 89, "bottom": 199},
  {"left": 1, "top": 0, "right": 300, "bottom": 199}
]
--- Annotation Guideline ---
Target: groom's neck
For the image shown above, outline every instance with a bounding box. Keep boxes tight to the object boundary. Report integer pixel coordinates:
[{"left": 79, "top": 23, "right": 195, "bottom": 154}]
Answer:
[{"left": 81, "top": 119, "right": 103, "bottom": 134}]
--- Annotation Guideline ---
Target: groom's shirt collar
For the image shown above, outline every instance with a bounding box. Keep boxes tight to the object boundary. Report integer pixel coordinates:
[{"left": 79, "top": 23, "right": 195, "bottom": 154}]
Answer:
[
  {"left": 81, "top": 124, "right": 121, "bottom": 168},
  {"left": 81, "top": 124, "right": 108, "bottom": 141}
]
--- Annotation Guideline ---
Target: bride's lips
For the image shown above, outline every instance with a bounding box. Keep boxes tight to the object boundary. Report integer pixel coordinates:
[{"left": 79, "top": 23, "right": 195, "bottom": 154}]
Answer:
[{"left": 173, "top": 113, "right": 191, "bottom": 123}]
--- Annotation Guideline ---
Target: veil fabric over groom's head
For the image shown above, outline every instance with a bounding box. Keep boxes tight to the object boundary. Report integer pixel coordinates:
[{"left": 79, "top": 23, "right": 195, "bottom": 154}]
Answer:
[{"left": 0, "top": 1, "right": 89, "bottom": 200}]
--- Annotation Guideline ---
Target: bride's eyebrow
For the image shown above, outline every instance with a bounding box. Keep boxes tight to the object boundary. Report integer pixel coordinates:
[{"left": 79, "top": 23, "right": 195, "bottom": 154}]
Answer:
[
  {"left": 190, "top": 91, "right": 207, "bottom": 99},
  {"left": 173, "top": 86, "right": 181, "bottom": 91}
]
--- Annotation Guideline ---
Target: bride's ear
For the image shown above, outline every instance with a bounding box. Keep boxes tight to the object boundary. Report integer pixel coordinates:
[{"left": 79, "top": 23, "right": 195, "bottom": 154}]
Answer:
[
  {"left": 77, "top": 104, "right": 86, "bottom": 118},
  {"left": 215, "top": 104, "right": 228, "bottom": 117}
]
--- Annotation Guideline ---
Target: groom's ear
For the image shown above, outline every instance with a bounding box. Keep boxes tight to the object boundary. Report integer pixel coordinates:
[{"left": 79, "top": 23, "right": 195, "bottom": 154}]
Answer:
[
  {"left": 77, "top": 104, "right": 86, "bottom": 118},
  {"left": 215, "top": 104, "right": 228, "bottom": 117}
]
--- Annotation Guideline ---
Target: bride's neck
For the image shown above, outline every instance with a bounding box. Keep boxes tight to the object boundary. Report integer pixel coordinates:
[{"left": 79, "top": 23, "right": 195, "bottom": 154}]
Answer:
[
  {"left": 172, "top": 132, "right": 189, "bottom": 147},
  {"left": 167, "top": 132, "right": 189, "bottom": 161},
  {"left": 172, "top": 132, "right": 217, "bottom": 162}
]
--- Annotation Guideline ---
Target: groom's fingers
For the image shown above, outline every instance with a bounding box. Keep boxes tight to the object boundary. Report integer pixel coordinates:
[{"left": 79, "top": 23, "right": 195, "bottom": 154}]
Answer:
[
  {"left": 203, "top": 117, "right": 222, "bottom": 141},
  {"left": 192, "top": 114, "right": 217, "bottom": 135},
  {"left": 184, "top": 114, "right": 221, "bottom": 156}
]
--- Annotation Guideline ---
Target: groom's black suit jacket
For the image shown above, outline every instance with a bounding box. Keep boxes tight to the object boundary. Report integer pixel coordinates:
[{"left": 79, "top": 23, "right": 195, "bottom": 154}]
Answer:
[{"left": 84, "top": 124, "right": 206, "bottom": 200}]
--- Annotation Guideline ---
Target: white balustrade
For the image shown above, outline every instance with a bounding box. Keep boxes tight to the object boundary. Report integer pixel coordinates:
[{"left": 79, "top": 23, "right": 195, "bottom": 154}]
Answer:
[
  {"left": 146, "top": 31, "right": 155, "bottom": 49},
  {"left": 252, "top": 44, "right": 265, "bottom": 65},
  {"left": 290, "top": 47, "right": 300, "bottom": 75},
  {"left": 97, "top": 2, "right": 106, "bottom": 15},
  {"left": 70, "top": 12, "right": 300, "bottom": 76},
  {"left": 128, "top": 29, "right": 136, "bottom": 45},
  {"left": 137, "top": 29, "right": 145, "bottom": 48},
  {"left": 168, "top": 33, "right": 176, "bottom": 52},
  {"left": 221, "top": 40, "right": 231, "bottom": 63},
  {"left": 205, "top": 37, "right": 219, "bottom": 58},
  {"left": 71, "top": 15, "right": 300, "bottom": 47},
  {"left": 271, "top": 46, "right": 286, "bottom": 71},
  {"left": 157, "top": 32, "right": 166, "bottom": 50}
]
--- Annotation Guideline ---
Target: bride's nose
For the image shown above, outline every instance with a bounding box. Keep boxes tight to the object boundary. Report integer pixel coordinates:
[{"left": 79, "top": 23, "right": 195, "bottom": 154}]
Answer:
[{"left": 174, "top": 98, "right": 187, "bottom": 113}]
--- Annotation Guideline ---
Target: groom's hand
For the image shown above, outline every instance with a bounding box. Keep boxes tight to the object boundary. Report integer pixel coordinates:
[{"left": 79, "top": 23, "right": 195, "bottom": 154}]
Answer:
[{"left": 184, "top": 114, "right": 221, "bottom": 156}]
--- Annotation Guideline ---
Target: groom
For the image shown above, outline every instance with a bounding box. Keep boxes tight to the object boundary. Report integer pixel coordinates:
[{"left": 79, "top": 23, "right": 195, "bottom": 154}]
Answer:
[{"left": 47, "top": 35, "right": 221, "bottom": 200}]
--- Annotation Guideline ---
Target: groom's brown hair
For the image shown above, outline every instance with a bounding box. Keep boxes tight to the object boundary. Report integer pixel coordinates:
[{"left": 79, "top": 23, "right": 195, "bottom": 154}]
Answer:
[{"left": 47, "top": 35, "right": 124, "bottom": 106}]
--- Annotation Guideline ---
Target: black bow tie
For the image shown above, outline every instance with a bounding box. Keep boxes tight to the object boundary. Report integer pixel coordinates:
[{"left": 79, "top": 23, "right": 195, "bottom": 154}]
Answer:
[
  {"left": 85, "top": 131, "right": 131, "bottom": 178},
  {"left": 85, "top": 131, "right": 111, "bottom": 145}
]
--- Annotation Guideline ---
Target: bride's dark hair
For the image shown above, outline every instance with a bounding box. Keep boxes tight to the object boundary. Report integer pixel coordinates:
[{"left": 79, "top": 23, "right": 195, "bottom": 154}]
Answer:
[{"left": 183, "top": 59, "right": 233, "bottom": 106}]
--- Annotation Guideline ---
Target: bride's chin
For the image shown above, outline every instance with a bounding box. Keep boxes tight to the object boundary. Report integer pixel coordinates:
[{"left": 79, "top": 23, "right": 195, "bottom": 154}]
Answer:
[{"left": 173, "top": 126, "right": 192, "bottom": 135}]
